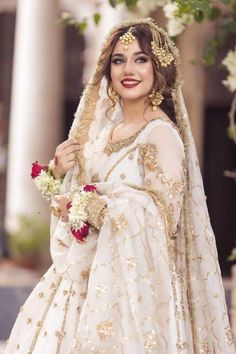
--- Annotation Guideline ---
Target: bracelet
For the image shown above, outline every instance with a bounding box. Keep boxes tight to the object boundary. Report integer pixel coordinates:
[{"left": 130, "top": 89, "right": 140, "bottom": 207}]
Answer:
[
  {"left": 67, "top": 184, "right": 106, "bottom": 243},
  {"left": 31, "top": 160, "right": 62, "bottom": 200}
]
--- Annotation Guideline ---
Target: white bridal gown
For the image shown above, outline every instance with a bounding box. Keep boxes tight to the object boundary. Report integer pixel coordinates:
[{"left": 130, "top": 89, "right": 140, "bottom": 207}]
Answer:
[{"left": 4, "top": 117, "right": 235, "bottom": 353}]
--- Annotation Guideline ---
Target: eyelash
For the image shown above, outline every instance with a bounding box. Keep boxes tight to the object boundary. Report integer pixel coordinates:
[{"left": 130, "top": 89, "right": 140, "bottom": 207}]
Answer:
[{"left": 111, "top": 56, "right": 148, "bottom": 64}]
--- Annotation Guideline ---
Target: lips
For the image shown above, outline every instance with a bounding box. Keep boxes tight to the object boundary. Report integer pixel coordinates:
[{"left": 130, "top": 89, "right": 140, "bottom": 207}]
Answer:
[{"left": 121, "top": 78, "right": 141, "bottom": 88}]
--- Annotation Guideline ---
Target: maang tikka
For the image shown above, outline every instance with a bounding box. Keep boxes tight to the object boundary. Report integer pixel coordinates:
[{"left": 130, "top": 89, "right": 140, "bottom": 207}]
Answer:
[{"left": 119, "top": 27, "right": 135, "bottom": 50}]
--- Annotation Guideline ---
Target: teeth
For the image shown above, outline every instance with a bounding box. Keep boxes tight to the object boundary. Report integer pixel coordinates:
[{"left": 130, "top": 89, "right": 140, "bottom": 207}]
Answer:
[{"left": 122, "top": 81, "right": 139, "bottom": 84}]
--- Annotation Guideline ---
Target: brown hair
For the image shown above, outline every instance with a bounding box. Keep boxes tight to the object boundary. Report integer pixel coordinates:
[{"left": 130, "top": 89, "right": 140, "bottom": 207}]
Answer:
[{"left": 94, "top": 23, "right": 177, "bottom": 123}]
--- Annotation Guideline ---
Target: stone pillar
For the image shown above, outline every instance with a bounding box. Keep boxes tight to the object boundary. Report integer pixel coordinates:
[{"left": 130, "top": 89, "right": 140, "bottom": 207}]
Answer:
[
  {"left": 5, "top": 0, "right": 64, "bottom": 231},
  {"left": 178, "top": 22, "right": 212, "bottom": 167}
]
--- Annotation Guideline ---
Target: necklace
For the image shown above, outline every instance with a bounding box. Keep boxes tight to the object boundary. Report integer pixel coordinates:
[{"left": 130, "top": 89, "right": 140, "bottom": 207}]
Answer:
[{"left": 104, "top": 117, "right": 159, "bottom": 155}]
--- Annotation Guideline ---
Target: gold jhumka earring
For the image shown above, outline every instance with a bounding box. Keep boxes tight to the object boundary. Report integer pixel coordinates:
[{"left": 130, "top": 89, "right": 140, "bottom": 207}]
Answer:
[
  {"left": 149, "top": 89, "right": 164, "bottom": 111},
  {"left": 108, "top": 84, "right": 119, "bottom": 111},
  {"left": 119, "top": 27, "right": 135, "bottom": 50}
]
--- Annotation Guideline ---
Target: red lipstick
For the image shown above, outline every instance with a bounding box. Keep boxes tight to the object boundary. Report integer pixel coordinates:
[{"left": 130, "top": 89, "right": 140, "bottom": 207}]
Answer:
[{"left": 121, "top": 78, "right": 141, "bottom": 88}]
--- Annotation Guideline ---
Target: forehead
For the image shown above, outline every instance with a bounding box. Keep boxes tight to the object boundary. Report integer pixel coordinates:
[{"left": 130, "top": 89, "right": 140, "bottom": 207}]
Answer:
[{"left": 112, "top": 38, "right": 142, "bottom": 55}]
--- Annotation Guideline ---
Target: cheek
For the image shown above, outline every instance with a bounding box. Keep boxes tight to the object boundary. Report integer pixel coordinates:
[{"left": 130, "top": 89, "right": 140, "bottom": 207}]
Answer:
[
  {"left": 110, "top": 65, "right": 119, "bottom": 83},
  {"left": 142, "top": 64, "right": 154, "bottom": 85}
]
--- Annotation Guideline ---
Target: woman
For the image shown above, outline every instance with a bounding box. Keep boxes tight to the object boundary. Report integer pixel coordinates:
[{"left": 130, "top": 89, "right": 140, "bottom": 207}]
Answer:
[{"left": 4, "top": 18, "right": 235, "bottom": 354}]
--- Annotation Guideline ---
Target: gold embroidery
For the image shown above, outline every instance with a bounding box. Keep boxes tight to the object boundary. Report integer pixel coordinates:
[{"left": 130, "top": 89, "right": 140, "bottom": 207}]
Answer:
[
  {"left": 199, "top": 340, "right": 211, "bottom": 353},
  {"left": 85, "top": 193, "right": 107, "bottom": 230},
  {"left": 91, "top": 172, "right": 101, "bottom": 183},
  {"left": 139, "top": 143, "right": 185, "bottom": 197},
  {"left": 38, "top": 292, "right": 44, "bottom": 298},
  {"left": 224, "top": 325, "right": 233, "bottom": 344},
  {"left": 55, "top": 283, "right": 73, "bottom": 354},
  {"left": 57, "top": 238, "right": 69, "bottom": 248},
  {"left": 120, "top": 173, "right": 126, "bottom": 180},
  {"left": 95, "top": 284, "right": 108, "bottom": 297},
  {"left": 126, "top": 184, "right": 174, "bottom": 236},
  {"left": 104, "top": 145, "right": 138, "bottom": 182},
  {"left": 104, "top": 117, "right": 159, "bottom": 155},
  {"left": 126, "top": 257, "right": 137, "bottom": 269},
  {"left": 81, "top": 268, "right": 90, "bottom": 280},
  {"left": 176, "top": 341, "right": 187, "bottom": 350},
  {"left": 111, "top": 214, "right": 128, "bottom": 234},
  {"left": 28, "top": 277, "right": 62, "bottom": 353},
  {"left": 144, "top": 330, "right": 158, "bottom": 352},
  {"left": 80, "top": 291, "right": 87, "bottom": 299},
  {"left": 139, "top": 143, "right": 158, "bottom": 172},
  {"left": 96, "top": 320, "right": 115, "bottom": 340},
  {"left": 27, "top": 318, "right": 32, "bottom": 324}
]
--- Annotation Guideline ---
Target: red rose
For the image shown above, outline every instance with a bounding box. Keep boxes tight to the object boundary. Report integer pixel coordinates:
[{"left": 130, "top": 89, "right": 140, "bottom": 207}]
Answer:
[
  {"left": 71, "top": 223, "right": 89, "bottom": 243},
  {"left": 66, "top": 201, "right": 72, "bottom": 210},
  {"left": 83, "top": 184, "right": 97, "bottom": 193},
  {"left": 31, "top": 161, "right": 48, "bottom": 179}
]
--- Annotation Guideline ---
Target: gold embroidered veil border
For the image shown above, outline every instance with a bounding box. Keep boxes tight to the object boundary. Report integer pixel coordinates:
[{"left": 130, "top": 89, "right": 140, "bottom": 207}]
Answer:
[{"left": 68, "top": 18, "right": 234, "bottom": 353}]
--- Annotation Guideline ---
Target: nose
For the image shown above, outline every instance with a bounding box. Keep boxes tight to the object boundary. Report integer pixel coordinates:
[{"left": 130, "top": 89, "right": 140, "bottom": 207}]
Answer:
[{"left": 123, "top": 60, "right": 134, "bottom": 76}]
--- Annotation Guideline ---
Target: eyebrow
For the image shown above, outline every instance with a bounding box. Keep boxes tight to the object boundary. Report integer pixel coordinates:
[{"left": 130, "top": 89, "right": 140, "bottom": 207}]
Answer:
[{"left": 112, "top": 51, "right": 146, "bottom": 58}]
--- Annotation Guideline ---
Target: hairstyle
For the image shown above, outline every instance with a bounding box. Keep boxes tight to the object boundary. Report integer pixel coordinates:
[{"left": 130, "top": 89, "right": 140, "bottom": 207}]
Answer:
[{"left": 94, "top": 23, "right": 177, "bottom": 123}]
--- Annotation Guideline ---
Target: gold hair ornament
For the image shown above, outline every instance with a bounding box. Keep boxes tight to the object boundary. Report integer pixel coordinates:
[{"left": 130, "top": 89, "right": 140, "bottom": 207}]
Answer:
[
  {"left": 149, "top": 89, "right": 164, "bottom": 111},
  {"left": 150, "top": 28, "right": 174, "bottom": 67},
  {"left": 119, "top": 27, "right": 135, "bottom": 50}
]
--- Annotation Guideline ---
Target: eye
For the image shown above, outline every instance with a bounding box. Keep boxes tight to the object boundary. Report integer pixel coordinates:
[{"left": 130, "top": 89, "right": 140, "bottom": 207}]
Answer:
[
  {"left": 136, "top": 56, "right": 148, "bottom": 63},
  {"left": 111, "top": 58, "right": 124, "bottom": 64}
]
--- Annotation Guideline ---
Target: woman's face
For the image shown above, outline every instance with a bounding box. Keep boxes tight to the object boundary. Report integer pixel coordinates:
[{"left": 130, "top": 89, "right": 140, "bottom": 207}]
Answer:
[{"left": 110, "top": 38, "right": 154, "bottom": 103}]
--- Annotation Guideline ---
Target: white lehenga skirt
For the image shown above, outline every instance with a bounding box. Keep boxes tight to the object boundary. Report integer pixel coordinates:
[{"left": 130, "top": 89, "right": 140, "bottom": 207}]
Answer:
[{"left": 4, "top": 265, "right": 86, "bottom": 354}]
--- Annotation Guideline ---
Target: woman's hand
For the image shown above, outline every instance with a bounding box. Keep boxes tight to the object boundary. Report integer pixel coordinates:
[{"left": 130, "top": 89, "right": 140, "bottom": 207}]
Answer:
[
  {"left": 52, "top": 138, "right": 80, "bottom": 179},
  {"left": 52, "top": 195, "right": 71, "bottom": 222}
]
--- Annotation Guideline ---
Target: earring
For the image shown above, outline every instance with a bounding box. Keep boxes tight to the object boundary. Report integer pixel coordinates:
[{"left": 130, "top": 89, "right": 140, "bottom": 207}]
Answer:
[
  {"left": 108, "top": 84, "right": 119, "bottom": 111},
  {"left": 149, "top": 89, "right": 164, "bottom": 111}
]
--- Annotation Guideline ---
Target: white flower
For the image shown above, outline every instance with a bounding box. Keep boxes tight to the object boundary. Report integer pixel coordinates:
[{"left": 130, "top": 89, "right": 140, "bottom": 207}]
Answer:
[
  {"left": 222, "top": 47, "right": 236, "bottom": 75},
  {"left": 222, "top": 47, "right": 236, "bottom": 92},
  {"left": 222, "top": 75, "right": 236, "bottom": 93},
  {"left": 34, "top": 170, "right": 61, "bottom": 200},
  {"left": 164, "top": 2, "right": 194, "bottom": 37},
  {"left": 68, "top": 191, "right": 93, "bottom": 230},
  {"left": 137, "top": 0, "right": 168, "bottom": 16}
]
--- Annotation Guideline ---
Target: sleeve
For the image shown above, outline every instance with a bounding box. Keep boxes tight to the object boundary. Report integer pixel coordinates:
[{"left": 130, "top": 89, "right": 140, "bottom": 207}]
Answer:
[
  {"left": 139, "top": 121, "right": 186, "bottom": 236},
  {"left": 85, "top": 192, "right": 108, "bottom": 230}
]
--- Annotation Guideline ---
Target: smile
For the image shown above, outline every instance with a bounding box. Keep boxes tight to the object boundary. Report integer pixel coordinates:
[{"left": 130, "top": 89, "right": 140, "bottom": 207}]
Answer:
[{"left": 121, "top": 79, "right": 141, "bottom": 88}]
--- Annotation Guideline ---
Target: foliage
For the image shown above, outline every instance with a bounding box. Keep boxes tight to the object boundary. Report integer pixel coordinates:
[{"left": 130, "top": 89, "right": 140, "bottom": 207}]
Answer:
[
  {"left": 228, "top": 247, "right": 236, "bottom": 261},
  {"left": 9, "top": 215, "right": 49, "bottom": 258}
]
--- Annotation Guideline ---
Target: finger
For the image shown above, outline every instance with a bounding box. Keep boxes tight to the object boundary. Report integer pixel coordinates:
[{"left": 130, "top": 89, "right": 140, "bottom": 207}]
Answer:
[
  {"left": 57, "top": 139, "right": 80, "bottom": 152},
  {"left": 65, "top": 160, "right": 76, "bottom": 169},
  {"left": 63, "top": 145, "right": 80, "bottom": 155},
  {"left": 64, "top": 153, "right": 77, "bottom": 162}
]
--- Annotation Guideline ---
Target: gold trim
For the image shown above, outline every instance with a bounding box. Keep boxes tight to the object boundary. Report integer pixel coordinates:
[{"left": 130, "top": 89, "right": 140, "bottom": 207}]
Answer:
[
  {"left": 104, "top": 117, "right": 160, "bottom": 155},
  {"left": 28, "top": 276, "right": 62, "bottom": 353},
  {"left": 104, "top": 145, "right": 138, "bottom": 182},
  {"left": 55, "top": 283, "right": 73, "bottom": 354}
]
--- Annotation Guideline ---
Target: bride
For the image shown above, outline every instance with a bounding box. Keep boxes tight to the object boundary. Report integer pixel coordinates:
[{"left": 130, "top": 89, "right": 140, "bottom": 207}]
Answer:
[{"left": 4, "top": 18, "right": 235, "bottom": 353}]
